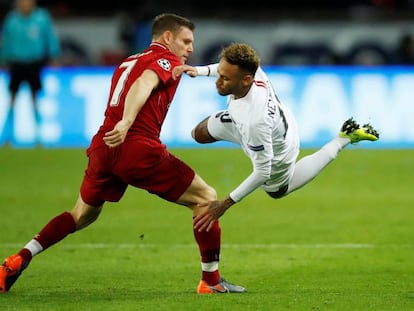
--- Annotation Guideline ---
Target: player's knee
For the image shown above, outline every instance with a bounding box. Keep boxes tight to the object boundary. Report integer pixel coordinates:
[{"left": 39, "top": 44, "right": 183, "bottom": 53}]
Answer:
[
  {"left": 205, "top": 185, "right": 217, "bottom": 201},
  {"left": 192, "top": 186, "right": 217, "bottom": 215},
  {"left": 73, "top": 208, "right": 101, "bottom": 230},
  {"left": 197, "top": 184, "right": 217, "bottom": 202}
]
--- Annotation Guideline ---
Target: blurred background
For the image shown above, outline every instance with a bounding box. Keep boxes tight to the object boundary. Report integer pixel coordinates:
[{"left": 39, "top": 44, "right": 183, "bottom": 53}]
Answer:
[
  {"left": 0, "top": 0, "right": 414, "bottom": 148},
  {"left": 1, "top": 0, "right": 414, "bottom": 66}
]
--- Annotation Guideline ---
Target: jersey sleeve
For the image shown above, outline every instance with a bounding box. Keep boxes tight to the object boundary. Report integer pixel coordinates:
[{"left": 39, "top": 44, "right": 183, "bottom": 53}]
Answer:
[
  {"left": 229, "top": 122, "right": 274, "bottom": 202},
  {"left": 229, "top": 84, "right": 275, "bottom": 202},
  {"left": 147, "top": 54, "right": 182, "bottom": 84}
]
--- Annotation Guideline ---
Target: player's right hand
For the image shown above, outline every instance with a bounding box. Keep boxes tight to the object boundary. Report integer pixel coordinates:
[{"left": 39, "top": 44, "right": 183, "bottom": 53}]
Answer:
[{"left": 103, "top": 120, "right": 130, "bottom": 148}]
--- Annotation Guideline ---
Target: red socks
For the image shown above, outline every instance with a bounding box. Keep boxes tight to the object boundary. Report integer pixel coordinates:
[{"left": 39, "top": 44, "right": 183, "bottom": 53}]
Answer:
[
  {"left": 34, "top": 212, "right": 77, "bottom": 249},
  {"left": 18, "top": 248, "right": 32, "bottom": 264},
  {"left": 193, "top": 220, "right": 221, "bottom": 285}
]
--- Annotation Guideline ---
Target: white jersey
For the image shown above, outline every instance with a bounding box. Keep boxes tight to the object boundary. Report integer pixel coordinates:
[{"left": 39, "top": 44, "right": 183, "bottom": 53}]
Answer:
[{"left": 206, "top": 66, "right": 300, "bottom": 202}]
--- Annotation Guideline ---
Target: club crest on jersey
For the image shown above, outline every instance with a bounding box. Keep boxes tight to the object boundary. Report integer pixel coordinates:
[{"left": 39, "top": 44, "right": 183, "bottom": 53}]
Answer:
[{"left": 157, "top": 58, "right": 171, "bottom": 71}]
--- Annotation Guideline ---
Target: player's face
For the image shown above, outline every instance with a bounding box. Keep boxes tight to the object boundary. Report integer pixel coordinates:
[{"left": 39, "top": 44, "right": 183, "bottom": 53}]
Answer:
[
  {"left": 167, "top": 27, "right": 194, "bottom": 64},
  {"left": 216, "top": 59, "right": 253, "bottom": 99}
]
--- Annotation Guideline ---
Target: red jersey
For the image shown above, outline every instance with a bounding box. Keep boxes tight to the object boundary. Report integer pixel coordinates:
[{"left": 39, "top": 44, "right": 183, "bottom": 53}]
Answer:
[
  {"left": 81, "top": 43, "right": 195, "bottom": 205},
  {"left": 97, "top": 42, "right": 182, "bottom": 143}
]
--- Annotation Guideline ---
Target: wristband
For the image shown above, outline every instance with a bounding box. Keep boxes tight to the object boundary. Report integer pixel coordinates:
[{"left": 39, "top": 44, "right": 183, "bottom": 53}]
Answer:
[{"left": 195, "top": 65, "right": 210, "bottom": 76}]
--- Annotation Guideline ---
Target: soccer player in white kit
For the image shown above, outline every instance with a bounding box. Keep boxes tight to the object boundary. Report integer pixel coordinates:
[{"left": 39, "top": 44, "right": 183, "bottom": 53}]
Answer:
[{"left": 173, "top": 43, "right": 379, "bottom": 232}]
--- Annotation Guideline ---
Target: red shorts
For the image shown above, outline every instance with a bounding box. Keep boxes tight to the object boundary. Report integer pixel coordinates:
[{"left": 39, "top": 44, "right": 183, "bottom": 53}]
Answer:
[{"left": 80, "top": 135, "right": 195, "bottom": 206}]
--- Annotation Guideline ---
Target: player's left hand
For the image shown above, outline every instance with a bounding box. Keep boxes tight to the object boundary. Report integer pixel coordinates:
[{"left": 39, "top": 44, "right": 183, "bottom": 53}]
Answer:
[{"left": 172, "top": 64, "right": 198, "bottom": 80}]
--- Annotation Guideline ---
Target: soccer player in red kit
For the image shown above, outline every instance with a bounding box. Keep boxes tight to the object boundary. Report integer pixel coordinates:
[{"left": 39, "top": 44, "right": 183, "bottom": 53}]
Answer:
[{"left": 0, "top": 13, "right": 246, "bottom": 294}]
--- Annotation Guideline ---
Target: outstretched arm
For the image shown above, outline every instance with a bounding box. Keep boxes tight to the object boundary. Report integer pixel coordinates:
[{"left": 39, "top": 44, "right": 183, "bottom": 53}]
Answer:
[{"left": 172, "top": 63, "right": 219, "bottom": 80}]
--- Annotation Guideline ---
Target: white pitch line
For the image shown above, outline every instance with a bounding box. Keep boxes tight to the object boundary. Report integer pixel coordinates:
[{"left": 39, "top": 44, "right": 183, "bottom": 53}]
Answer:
[{"left": 1, "top": 243, "right": 413, "bottom": 249}]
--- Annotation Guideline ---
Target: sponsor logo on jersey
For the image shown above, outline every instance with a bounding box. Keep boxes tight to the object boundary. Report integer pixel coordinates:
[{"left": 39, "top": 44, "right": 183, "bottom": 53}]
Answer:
[{"left": 157, "top": 58, "right": 171, "bottom": 71}]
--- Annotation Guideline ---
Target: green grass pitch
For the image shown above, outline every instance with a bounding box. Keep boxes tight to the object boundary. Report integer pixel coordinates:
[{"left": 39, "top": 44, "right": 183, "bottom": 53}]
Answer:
[{"left": 0, "top": 147, "right": 413, "bottom": 310}]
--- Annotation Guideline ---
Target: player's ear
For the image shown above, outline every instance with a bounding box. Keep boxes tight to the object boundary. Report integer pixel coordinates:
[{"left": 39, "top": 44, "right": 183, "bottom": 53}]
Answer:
[
  {"left": 162, "top": 30, "right": 173, "bottom": 45},
  {"left": 242, "top": 74, "right": 254, "bottom": 86}
]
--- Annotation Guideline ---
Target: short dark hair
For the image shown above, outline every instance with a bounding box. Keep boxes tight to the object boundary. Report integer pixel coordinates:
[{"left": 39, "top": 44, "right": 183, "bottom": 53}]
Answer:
[
  {"left": 152, "top": 13, "right": 195, "bottom": 39},
  {"left": 220, "top": 43, "right": 260, "bottom": 75}
]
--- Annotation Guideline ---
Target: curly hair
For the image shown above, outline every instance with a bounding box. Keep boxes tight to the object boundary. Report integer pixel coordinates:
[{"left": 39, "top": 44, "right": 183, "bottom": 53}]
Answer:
[{"left": 220, "top": 43, "right": 260, "bottom": 75}]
